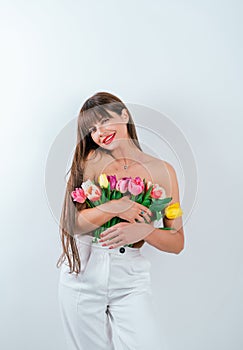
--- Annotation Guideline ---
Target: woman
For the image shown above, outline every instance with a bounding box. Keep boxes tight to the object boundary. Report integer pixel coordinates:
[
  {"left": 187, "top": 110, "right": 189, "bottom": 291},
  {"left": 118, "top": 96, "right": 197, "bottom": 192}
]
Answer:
[{"left": 57, "top": 91, "right": 184, "bottom": 350}]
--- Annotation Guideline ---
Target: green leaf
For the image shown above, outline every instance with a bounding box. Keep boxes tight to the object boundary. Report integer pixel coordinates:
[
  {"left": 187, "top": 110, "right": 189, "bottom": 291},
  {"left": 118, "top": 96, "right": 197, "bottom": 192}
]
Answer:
[
  {"left": 156, "top": 211, "right": 162, "bottom": 221},
  {"left": 154, "top": 197, "right": 172, "bottom": 205},
  {"left": 142, "top": 186, "right": 153, "bottom": 202},
  {"left": 130, "top": 194, "right": 137, "bottom": 201},
  {"left": 86, "top": 198, "right": 95, "bottom": 208},
  {"left": 117, "top": 192, "right": 123, "bottom": 199},
  {"left": 149, "top": 203, "right": 163, "bottom": 211},
  {"left": 136, "top": 192, "right": 144, "bottom": 203},
  {"left": 142, "top": 199, "right": 151, "bottom": 207},
  {"left": 107, "top": 183, "right": 111, "bottom": 199},
  {"left": 110, "top": 217, "right": 119, "bottom": 226},
  {"left": 85, "top": 201, "right": 92, "bottom": 208},
  {"left": 158, "top": 227, "right": 176, "bottom": 231},
  {"left": 113, "top": 191, "right": 123, "bottom": 200},
  {"left": 101, "top": 189, "right": 106, "bottom": 202},
  {"left": 125, "top": 243, "right": 134, "bottom": 248},
  {"left": 149, "top": 198, "right": 172, "bottom": 212},
  {"left": 111, "top": 190, "right": 117, "bottom": 199}
]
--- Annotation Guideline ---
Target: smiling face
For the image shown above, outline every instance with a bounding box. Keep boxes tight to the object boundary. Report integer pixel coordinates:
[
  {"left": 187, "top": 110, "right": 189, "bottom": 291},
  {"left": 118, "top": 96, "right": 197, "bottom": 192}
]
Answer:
[{"left": 88, "top": 108, "right": 130, "bottom": 150}]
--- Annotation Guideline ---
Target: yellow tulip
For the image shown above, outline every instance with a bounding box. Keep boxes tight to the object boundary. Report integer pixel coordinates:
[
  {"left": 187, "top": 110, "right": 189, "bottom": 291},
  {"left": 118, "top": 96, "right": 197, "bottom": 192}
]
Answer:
[
  {"left": 165, "top": 202, "right": 183, "bottom": 219},
  {"left": 98, "top": 173, "right": 109, "bottom": 188}
]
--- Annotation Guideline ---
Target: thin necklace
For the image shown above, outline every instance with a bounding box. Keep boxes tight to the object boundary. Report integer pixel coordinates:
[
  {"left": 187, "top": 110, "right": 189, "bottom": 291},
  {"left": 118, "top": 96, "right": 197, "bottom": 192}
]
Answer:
[
  {"left": 109, "top": 153, "right": 138, "bottom": 170},
  {"left": 123, "top": 160, "right": 137, "bottom": 170}
]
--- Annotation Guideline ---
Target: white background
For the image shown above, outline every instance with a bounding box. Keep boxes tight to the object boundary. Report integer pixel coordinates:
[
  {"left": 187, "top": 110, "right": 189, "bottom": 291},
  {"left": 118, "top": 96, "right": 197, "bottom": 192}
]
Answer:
[{"left": 0, "top": 1, "right": 242, "bottom": 349}]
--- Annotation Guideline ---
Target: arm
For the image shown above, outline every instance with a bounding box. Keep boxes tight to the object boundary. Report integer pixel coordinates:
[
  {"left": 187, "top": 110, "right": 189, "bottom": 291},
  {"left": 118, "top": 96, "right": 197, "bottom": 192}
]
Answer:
[
  {"left": 143, "top": 162, "right": 185, "bottom": 254},
  {"left": 75, "top": 152, "right": 115, "bottom": 235},
  {"left": 74, "top": 201, "right": 117, "bottom": 235},
  {"left": 143, "top": 225, "right": 184, "bottom": 254}
]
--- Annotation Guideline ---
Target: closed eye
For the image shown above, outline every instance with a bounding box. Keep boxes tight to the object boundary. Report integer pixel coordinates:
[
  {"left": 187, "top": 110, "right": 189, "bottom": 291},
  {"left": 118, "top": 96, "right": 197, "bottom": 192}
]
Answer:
[{"left": 88, "top": 118, "right": 110, "bottom": 133}]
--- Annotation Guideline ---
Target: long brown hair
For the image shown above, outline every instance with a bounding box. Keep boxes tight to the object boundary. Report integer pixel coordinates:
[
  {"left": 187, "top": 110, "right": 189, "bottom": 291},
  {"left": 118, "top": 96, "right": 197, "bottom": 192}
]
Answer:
[{"left": 56, "top": 91, "right": 143, "bottom": 275}]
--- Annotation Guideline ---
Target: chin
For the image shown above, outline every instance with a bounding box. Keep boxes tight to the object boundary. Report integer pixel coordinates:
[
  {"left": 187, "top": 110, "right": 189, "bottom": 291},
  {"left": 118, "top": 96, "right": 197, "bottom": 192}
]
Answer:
[{"left": 101, "top": 139, "right": 119, "bottom": 149}]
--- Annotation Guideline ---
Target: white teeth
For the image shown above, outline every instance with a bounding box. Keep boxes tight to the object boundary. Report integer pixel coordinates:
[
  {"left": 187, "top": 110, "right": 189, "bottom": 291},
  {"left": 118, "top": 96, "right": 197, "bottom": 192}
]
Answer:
[{"left": 104, "top": 133, "right": 115, "bottom": 143}]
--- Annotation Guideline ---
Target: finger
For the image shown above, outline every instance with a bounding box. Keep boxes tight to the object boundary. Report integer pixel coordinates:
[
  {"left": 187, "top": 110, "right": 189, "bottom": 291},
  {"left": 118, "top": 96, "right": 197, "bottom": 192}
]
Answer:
[
  {"left": 137, "top": 208, "right": 150, "bottom": 220},
  {"left": 145, "top": 208, "right": 153, "bottom": 216},
  {"left": 136, "top": 215, "right": 145, "bottom": 223},
  {"left": 138, "top": 209, "right": 152, "bottom": 223},
  {"left": 102, "top": 235, "right": 122, "bottom": 246},
  {"left": 143, "top": 213, "right": 152, "bottom": 222},
  {"left": 100, "top": 227, "right": 117, "bottom": 237},
  {"left": 100, "top": 231, "right": 119, "bottom": 242},
  {"left": 127, "top": 217, "right": 136, "bottom": 223},
  {"left": 108, "top": 240, "right": 125, "bottom": 249},
  {"left": 139, "top": 206, "right": 152, "bottom": 216}
]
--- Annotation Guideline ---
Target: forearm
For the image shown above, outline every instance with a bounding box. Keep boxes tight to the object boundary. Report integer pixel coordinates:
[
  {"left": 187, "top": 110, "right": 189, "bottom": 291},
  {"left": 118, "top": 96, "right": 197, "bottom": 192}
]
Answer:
[
  {"left": 143, "top": 224, "right": 184, "bottom": 254},
  {"left": 75, "top": 201, "right": 116, "bottom": 235}
]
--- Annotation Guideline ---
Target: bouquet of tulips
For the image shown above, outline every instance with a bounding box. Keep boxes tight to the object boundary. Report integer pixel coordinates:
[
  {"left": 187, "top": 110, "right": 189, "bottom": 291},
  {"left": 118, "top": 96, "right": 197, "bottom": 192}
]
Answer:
[{"left": 71, "top": 174, "right": 183, "bottom": 247}]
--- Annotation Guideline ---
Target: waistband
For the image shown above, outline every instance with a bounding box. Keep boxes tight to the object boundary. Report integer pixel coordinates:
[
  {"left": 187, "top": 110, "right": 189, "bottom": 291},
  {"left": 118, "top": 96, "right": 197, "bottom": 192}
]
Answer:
[{"left": 76, "top": 234, "right": 141, "bottom": 257}]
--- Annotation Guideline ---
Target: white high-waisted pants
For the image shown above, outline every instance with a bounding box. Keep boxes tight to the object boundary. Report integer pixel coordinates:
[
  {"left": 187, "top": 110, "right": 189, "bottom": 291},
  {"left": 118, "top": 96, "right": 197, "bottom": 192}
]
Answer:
[{"left": 58, "top": 234, "right": 165, "bottom": 350}]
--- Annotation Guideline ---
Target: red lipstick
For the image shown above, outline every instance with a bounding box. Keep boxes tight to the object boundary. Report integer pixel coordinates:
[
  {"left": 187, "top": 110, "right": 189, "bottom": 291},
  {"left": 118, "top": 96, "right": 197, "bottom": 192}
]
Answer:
[{"left": 103, "top": 133, "right": 116, "bottom": 144}]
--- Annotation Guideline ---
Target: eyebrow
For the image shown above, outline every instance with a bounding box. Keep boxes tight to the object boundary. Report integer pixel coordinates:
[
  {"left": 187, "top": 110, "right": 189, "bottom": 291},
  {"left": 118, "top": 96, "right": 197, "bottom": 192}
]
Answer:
[{"left": 88, "top": 116, "right": 112, "bottom": 129}]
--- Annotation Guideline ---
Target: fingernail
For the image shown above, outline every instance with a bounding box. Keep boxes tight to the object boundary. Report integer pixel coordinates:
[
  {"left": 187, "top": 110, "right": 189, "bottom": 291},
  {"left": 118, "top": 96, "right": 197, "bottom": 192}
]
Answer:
[{"left": 109, "top": 246, "right": 113, "bottom": 249}]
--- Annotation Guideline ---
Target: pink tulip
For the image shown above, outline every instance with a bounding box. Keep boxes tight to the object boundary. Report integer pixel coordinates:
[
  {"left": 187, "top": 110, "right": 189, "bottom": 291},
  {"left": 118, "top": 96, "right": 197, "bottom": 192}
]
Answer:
[
  {"left": 107, "top": 175, "right": 117, "bottom": 190},
  {"left": 128, "top": 177, "right": 144, "bottom": 196},
  {"left": 116, "top": 177, "right": 132, "bottom": 193},
  {"left": 71, "top": 187, "right": 87, "bottom": 203},
  {"left": 81, "top": 179, "right": 102, "bottom": 201},
  {"left": 150, "top": 184, "right": 166, "bottom": 199}
]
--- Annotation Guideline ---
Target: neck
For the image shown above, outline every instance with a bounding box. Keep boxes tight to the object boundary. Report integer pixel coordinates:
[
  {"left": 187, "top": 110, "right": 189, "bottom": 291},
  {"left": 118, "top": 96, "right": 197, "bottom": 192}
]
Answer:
[{"left": 109, "top": 139, "right": 141, "bottom": 162}]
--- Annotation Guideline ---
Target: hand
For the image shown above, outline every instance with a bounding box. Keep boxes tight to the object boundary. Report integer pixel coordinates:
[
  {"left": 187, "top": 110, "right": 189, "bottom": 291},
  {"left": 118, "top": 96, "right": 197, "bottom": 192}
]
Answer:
[
  {"left": 107, "top": 196, "right": 153, "bottom": 224},
  {"left": 98, "top": 222, "right": 155, "bottom": 249}
]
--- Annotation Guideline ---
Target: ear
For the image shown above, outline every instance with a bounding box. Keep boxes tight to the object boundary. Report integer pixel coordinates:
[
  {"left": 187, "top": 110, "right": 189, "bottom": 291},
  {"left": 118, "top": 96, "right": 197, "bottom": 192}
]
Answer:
[{"left": 121, "top": 108, "right": 129, "bottom": 123}]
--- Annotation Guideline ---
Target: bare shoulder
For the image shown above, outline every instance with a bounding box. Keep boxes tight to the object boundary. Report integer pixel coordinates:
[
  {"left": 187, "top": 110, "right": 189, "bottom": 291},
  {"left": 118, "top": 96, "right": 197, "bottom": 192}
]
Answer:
[
  {"left": 161, "top": 160, "right": 180, "bottom": 199},
  {"left": 163, "top": 160, "right": 177, "bottom": 176},
  {"left": 144, "top": 154, "right": 178, "bottom": 197},
  {"left": 147, "top": 154, "right": 175, "bottom": 173},
  {"left": 143, "top": 153, "right": 168, "bottom": 173},
  {"left": 83, "top": 149, "right": 106, "bottom": 181}
]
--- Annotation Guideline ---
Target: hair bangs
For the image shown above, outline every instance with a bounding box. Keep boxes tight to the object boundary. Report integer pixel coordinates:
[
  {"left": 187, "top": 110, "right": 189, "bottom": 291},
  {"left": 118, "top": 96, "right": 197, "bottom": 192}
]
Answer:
[{"left": 80, "top": 106, "right": 115, "bottom": 136}]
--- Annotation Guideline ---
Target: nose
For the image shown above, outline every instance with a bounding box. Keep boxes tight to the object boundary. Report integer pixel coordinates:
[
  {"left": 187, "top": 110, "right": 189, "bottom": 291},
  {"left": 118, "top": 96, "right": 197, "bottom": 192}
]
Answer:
[
  {"left": 97, "top": 128, "right": 104, "bottom": 137},
  {"left": 96, "top": 125, "right": 107, "bottom": 136},
  {"left": 92, "top": 127, "right": 105, "bottom": 142}
]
